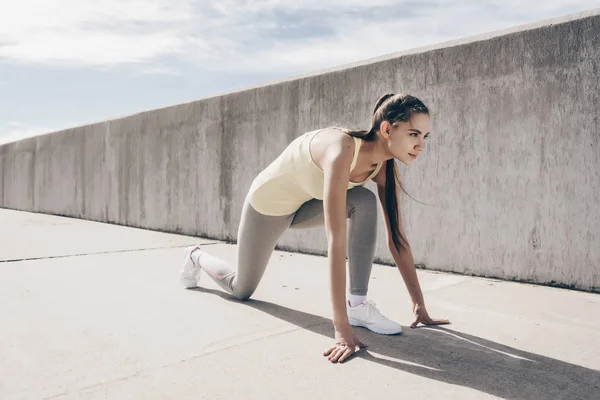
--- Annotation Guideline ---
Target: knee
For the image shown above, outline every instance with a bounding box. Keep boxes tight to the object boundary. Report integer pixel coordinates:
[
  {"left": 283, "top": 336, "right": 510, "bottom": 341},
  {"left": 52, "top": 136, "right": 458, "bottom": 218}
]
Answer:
[
  {"left": 232, "top": 288, "right": 254, "bottom": 301},
  {"left": 347, "top": 187, "right": 377, "bottom": 211}
]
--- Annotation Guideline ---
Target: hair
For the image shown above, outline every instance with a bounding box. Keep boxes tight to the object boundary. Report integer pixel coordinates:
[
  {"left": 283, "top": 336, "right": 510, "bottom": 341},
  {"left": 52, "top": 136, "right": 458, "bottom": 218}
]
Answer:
[{"left": 342, "top": 93, "right": 429, "bottom": 253}]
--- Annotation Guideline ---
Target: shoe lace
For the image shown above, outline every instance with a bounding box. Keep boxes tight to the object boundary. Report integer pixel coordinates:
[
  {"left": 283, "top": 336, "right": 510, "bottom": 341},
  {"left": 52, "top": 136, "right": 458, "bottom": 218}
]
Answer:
[{"left": 365, "top": 300, "right": 384, "bottom": 318}]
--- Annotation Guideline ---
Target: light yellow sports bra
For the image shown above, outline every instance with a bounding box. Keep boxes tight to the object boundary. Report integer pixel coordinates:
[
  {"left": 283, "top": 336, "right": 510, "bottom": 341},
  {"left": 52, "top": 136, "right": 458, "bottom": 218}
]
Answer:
[{"left": 248, "top": 128, "right": 383, "bottom": 216}]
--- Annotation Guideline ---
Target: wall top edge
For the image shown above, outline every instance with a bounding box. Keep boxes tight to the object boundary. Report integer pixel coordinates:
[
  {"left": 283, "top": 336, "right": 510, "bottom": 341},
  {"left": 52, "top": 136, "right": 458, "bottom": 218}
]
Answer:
[{"left": 1, "top": 8, "right": 598, "bottom": 148}]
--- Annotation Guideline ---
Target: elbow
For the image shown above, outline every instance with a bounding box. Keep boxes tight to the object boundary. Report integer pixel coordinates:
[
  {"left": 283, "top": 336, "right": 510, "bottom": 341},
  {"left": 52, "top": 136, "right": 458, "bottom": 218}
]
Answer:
[{"left": 327, "top": 234, "right": 346, "bottom": 250}]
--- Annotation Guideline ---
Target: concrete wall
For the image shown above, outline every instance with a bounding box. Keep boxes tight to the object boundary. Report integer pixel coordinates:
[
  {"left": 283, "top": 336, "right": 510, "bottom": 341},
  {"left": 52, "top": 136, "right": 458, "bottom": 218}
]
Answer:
[{"left": 1, "top": 10, "right": 599, "bottom": 291}]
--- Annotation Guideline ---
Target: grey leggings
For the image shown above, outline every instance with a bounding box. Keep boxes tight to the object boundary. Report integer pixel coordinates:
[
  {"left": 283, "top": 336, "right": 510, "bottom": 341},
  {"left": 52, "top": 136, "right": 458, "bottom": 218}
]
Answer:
[{"left": 198, "top": 186, "right": 378, "bottom": 300}]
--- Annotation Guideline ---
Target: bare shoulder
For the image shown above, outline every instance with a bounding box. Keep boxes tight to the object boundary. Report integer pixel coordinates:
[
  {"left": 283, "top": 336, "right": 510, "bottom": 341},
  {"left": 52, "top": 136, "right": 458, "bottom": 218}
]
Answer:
[
  {"left": 310, "top": 127, "right": 355, "bottom": 169},
  {"left": 326, "top": 128, "right": 354, "bottom": 158}
]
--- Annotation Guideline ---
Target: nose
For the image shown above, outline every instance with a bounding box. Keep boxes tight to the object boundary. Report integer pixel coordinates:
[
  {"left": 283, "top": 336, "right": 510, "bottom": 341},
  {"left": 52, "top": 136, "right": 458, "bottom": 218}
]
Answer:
[{"left": 415, "top": 140, "right": 425, "bottom": 152}]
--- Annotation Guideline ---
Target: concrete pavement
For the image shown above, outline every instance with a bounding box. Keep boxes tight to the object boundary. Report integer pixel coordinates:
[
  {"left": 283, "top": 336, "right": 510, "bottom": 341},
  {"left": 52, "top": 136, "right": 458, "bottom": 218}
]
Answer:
[{"left": 1, "top": 208, "right": 599, "bottom": 399}]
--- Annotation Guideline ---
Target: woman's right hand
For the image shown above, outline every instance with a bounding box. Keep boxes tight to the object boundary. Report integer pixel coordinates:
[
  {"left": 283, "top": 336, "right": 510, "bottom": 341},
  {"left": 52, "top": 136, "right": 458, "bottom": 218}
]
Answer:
[{"left": 323, "top": 327, "right": 367, "bottom": 363}]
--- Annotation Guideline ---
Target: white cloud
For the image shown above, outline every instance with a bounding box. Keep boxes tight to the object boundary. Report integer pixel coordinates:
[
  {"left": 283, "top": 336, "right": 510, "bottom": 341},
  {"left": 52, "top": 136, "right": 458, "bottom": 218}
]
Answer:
[
  {"left": 2, "top": 30, "right": 185, "bottom": 66},
  {"left": 1, "top": 1, "right": 596, "bottom": 144},
  {"left": 207, "top": 1, "right": 581, "bottom": 74},
  {"left": 0, "top": 0, "right": 200, "bottom": 66},
  {"left": 0, "top": 0, "right": 597, "bottom": 72}
]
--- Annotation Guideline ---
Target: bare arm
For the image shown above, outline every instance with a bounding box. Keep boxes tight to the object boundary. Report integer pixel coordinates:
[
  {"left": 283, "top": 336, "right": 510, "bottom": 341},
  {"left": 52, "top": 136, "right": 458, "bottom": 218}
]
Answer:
[
  {"left": 373, "top": 163, "right": 449, "bottom": 327},
  {"left": 321, "top": 133, "right": 367, "bottom": 362},
  {"left": 372, "top": 165, "right": 425, "bottom": 306},
  {"left": 322, "top": 134, "right": 354, "bottom": 330}
]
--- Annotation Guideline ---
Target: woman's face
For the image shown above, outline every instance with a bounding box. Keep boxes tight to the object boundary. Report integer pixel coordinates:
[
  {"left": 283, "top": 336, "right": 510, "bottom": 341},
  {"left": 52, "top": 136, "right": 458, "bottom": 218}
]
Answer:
[{"left": 385, "top": 113, "right": 430, "bottom": 165}]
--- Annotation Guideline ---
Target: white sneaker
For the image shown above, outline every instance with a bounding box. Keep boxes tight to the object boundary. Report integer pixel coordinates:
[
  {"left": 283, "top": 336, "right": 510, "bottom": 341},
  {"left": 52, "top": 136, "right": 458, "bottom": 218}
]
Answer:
[
  {"left": 179, "top": 245, "right": 202, "bottom": 288},
  {"left": 347, "top": 300, "right": 403, "bottom": 335}
]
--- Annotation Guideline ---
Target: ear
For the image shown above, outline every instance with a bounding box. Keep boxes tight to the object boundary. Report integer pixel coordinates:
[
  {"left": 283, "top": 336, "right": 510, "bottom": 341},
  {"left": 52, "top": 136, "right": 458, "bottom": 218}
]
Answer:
[{"left": 379, "top": 121, "right": 392, "bottom": 138}]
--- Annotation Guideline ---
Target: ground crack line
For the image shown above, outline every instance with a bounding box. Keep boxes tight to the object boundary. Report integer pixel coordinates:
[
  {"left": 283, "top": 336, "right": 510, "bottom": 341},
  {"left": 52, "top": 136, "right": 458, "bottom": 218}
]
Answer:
[{"left": 0, "top": 242, "right": 222, "bottom": 263}]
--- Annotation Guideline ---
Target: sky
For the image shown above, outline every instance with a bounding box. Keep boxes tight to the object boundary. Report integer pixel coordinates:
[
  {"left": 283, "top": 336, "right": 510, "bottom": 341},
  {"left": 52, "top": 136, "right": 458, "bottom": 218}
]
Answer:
[{"left": 0, "top": 0, "right": 597, "bottom": 144}]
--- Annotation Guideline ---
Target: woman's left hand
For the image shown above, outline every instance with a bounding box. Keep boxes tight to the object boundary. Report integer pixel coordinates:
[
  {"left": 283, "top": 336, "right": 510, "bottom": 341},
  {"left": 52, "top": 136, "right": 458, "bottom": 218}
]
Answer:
[{"left": 411, "top": 303, "right": 450, "bottom": 328}]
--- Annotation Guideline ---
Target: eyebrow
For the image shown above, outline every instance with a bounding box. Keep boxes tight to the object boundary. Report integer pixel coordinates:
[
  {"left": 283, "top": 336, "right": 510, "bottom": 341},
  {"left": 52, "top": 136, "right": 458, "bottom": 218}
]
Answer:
[{"left": 409, "top": 129, "right": 430, "bottom": 135}]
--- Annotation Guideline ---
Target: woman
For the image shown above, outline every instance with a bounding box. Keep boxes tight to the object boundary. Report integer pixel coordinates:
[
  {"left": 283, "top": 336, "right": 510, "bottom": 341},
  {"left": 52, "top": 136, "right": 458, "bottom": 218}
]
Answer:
[{"left": 179, "top": 93, "right": 449, "bottom": 363}]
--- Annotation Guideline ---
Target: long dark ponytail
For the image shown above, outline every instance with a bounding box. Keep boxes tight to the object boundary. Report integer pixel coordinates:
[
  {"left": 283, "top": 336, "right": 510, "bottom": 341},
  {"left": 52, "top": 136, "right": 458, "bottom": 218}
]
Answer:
[{"left": 343, "top": 93, "right": 429, "bottom": 253}]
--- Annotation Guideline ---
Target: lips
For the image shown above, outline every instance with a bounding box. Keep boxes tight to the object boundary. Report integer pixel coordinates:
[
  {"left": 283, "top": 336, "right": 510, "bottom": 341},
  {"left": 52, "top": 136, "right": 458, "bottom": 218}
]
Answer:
[{"left": 409, "top": 153, "right": 417, "bottom": 159}]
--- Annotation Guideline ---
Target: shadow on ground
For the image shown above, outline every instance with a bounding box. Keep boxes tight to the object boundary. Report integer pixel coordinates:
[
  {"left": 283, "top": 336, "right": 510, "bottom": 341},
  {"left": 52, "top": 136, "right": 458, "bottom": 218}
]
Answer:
[{"left": 192, "top": 287, "right": 599, "bottom": 400}]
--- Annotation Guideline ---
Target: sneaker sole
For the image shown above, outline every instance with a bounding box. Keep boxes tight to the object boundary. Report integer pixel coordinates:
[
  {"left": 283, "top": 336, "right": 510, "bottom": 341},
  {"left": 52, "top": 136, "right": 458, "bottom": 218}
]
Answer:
[
  {"left": 180, "top": 276, "right": 198, "bottom": 289},
  {"left": 349, "top": 319, "right": 403, "bottom": 335}
]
